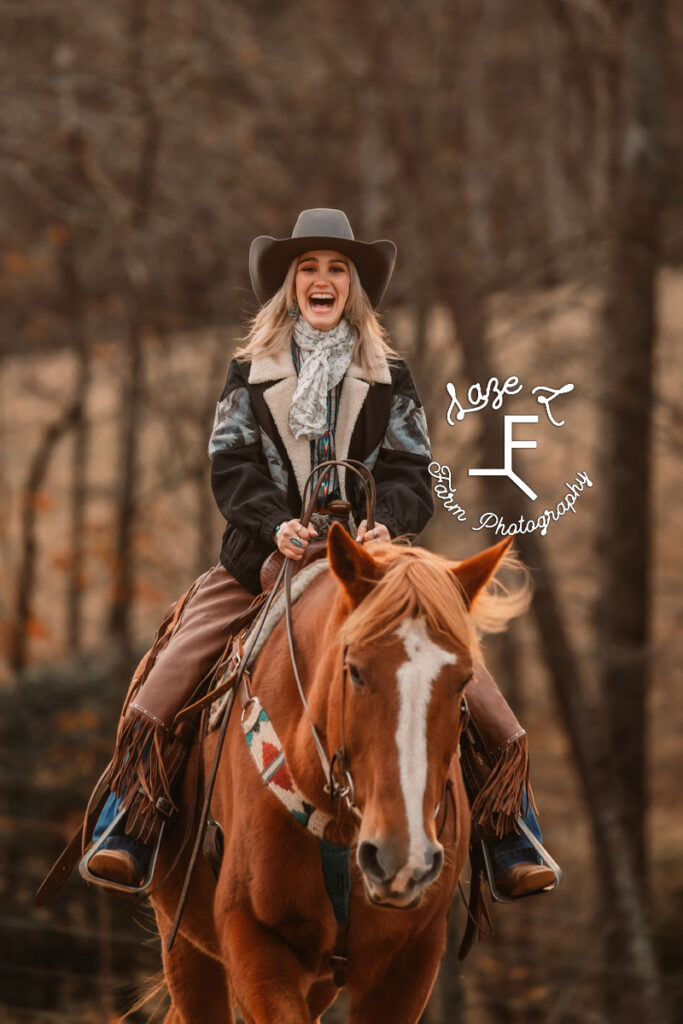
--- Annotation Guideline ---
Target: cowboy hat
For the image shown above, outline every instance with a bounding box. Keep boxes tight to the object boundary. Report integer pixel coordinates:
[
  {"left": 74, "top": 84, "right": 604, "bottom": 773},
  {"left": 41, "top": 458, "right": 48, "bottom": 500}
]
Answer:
[{"left": 249, "top": 208, "right": 397, "bottom": 308}]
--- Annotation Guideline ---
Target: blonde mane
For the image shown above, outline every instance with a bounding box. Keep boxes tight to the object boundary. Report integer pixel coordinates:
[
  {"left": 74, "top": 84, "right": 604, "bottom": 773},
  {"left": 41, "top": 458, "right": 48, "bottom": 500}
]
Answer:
[{"left": 337, "top": 543, "right": 531, "bottom": 659}]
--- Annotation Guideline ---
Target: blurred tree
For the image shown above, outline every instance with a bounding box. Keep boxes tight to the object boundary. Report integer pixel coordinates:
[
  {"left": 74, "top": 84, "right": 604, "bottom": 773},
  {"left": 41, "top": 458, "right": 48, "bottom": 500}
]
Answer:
[
  {"left": 11, "top": 405, "right": 79, "bottom": 672},
  {"left": 595, "top": 0, "right": 667, "bottom": 1019},
  {"left": 107, "top": 0, "right": 163, "bottom": 663}
]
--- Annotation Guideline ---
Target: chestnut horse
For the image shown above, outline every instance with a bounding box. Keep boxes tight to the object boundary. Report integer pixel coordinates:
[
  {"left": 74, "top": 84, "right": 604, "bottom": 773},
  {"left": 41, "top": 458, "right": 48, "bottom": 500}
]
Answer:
[{"left": 150, "top": 526, "right": 520, "bottom": 1023}]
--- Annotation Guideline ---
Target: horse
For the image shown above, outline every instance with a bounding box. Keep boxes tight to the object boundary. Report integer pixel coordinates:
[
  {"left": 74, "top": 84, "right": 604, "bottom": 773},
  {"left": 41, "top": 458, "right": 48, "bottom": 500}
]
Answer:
[{"left": 150, "top": 525, "right": 523, "bottom": 1024}]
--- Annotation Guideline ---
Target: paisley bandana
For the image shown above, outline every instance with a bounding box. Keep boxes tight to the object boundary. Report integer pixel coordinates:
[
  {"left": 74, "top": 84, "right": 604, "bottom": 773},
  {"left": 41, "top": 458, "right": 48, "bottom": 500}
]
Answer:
[{"left": 289, "top": 316, "right": 354, "bottom": 441}]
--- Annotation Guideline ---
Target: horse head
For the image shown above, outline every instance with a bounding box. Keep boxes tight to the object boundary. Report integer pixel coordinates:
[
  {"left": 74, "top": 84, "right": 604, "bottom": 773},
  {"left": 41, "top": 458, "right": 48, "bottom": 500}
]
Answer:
[{"left": 326, "top": 524, "right": 513, "bottom": 910}]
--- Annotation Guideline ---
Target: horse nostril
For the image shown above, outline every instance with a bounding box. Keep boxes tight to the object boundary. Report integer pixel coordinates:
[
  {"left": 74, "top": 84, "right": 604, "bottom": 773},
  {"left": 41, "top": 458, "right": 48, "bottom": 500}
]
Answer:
[
  {"left": 422, "top": 845, "right": 444, "bottom": 884},
  {"left": 358, "top": 841, "right": 389, "bottom": 883}
]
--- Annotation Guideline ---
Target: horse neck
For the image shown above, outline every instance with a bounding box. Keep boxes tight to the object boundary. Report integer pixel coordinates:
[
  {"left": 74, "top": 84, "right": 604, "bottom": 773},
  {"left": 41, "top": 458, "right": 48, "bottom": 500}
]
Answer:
[
  {"left": 292, "top": 574, "right": 346, "bottom": 742},
  {"left": 260, "top": 571, "right": 347, "bottom": 809}
]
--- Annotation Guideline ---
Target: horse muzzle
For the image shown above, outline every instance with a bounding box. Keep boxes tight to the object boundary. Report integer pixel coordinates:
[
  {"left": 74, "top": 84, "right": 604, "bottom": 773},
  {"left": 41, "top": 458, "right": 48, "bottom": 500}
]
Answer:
[{"left": 357, "top": 836, "right": 444, "bottom": 909}]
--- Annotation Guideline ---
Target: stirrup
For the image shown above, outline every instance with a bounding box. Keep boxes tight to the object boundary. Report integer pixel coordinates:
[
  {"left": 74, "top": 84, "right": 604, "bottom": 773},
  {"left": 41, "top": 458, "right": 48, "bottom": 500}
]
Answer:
[
  {"left": 78, "top": 805, "right": 165, "bottom": 896},
  {"left": 481, "top": 815, "right": 563, "bottom": 904}
]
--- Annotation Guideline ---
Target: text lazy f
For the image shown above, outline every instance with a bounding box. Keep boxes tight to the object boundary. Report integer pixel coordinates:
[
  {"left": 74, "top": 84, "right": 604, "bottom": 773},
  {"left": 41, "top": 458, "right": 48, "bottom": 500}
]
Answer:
[
  {"left": 531, "top": 383, "right": 574, "bottom": 427},
  {"left": 469, "top": 415, "right": 539, "bottom": 501},
  {"left": 446, "top": 377, "right": 522, "bottom": 423},
  {"left": 446, "top": 377, "right": 574, "bottom": 427}
]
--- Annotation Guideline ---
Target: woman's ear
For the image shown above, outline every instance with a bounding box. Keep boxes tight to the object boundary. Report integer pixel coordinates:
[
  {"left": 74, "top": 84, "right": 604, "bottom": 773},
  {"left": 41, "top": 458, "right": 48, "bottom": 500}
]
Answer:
[
  {"left": 327, "top": 523, "right": 383, "bottom": 606},
  {"left": 451, "top": 537, "right": 513, "bottom": 607}
]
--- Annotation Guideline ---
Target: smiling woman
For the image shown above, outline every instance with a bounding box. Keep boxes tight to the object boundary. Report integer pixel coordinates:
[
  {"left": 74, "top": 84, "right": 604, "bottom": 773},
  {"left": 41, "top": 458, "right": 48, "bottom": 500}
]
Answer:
[{"left": 295, "top": 250, "right": 350, "bottom": 329}]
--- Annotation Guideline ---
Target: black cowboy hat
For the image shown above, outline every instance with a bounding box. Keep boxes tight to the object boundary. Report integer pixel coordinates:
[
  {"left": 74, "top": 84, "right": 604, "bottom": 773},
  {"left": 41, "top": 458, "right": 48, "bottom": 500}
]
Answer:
[{"left": 249, "top": 208, "right": 397, "bottom": 308}]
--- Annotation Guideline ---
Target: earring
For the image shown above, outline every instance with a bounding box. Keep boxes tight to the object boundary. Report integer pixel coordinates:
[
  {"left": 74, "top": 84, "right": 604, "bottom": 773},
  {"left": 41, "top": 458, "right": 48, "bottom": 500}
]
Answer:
[
  {"left": 289, "top": 300, "right": 300, "bottom": 320},
  {"left": 344, "top": 308, "right": 352, "bottom": 322}
]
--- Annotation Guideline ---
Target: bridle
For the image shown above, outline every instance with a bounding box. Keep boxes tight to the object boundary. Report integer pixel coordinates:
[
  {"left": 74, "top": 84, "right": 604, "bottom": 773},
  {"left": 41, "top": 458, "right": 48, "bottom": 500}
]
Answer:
[
  {"left": 282, "top": 458, "right": 377, "bottom": 821},
  {"left": 327, "top": 656, "right": 358, "bottom": 814},
  {"left": 284, "top": 458, "right": 462, "bottom": 833}
]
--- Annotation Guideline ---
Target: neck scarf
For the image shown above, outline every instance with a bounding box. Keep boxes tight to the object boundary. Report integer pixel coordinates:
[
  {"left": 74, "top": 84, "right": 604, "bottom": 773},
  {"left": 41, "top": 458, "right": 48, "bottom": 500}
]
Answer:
[{"left": 289, "top": 315, "right": 354, "bottom": 441}]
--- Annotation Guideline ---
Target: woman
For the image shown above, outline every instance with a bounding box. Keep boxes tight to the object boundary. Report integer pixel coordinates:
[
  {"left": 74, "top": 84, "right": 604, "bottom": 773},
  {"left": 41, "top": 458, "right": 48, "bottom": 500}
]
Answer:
[{"left": 85, "top": 208, "right": 554, "bottom": 899}]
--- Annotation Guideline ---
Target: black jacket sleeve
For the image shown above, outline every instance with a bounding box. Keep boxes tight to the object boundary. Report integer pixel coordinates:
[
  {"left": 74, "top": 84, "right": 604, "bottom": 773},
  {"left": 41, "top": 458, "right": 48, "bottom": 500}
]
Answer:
[
  {"left": 209, "top": 359, "right": 292, "bottom": 547},
  {"left": 372, "top": 361, "right": 434, "bottom": 538}
]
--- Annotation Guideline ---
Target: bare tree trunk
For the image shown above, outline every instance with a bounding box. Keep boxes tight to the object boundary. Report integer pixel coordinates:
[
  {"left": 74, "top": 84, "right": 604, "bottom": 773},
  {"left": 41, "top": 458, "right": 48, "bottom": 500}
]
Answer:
[
  {"left": 197, "top": 332, "right": 230, "bottom": 574},
  {"left": 54, "top": 35, "right": 94, "bottom": 656},
  {"left": 537, "top": 12, "right": 573, "bottom": 282},
  {"left": 58, "top": 234, "right": 91, "bottom": 654},
  {"left": 109, "top": 0, "right": 161, "bottom": 660},
  {"left": 596, "top": 1, "right": 665, "bottom": 1018},
  {"left": 461, "top": 0, "right": 498, "bottom": 276},
  {"left": 11, "top": 406, "right": 78, "bottom": 673},
  {"left": 598, "top": 0, "right": 663, "bottom": 891},
  {"left": 109, "top": 304, "right": 145, "bottom": 659}
]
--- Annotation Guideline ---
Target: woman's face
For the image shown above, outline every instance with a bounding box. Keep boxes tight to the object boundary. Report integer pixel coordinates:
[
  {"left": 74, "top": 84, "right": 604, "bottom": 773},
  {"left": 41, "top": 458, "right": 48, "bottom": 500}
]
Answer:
[{"left": 295, "top": 250, "right": 351, "bottom": 332}]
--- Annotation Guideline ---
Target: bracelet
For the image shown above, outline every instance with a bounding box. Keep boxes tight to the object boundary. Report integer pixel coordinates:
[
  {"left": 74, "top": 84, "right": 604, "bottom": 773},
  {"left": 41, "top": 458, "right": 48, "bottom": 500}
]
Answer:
[{"left": 273, "top": 522, "right": 284, "bottom": 542}]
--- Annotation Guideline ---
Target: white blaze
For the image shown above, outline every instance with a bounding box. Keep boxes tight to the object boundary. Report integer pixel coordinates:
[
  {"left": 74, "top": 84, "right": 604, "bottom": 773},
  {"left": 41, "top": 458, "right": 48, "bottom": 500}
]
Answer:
[{"left": 394, "top": 619, "right": 457, "bottom": 888}]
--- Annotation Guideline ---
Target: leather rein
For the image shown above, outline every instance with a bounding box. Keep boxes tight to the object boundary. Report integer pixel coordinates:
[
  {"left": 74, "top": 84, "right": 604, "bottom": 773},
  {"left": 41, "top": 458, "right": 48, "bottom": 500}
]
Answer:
[{"left": 283, "top": 458, "right": 377, "bottom": 821}]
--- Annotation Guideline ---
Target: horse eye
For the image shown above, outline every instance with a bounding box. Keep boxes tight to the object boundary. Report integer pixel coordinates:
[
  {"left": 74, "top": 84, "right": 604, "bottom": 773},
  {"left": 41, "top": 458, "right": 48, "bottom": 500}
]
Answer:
[{"left": 347, "top": 664, "right": 364, "bottom": 687}]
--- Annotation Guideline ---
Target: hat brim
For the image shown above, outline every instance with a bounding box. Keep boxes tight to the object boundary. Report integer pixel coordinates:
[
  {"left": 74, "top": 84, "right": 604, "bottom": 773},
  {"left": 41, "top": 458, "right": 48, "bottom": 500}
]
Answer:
[{"left": 249, "top": 234, "right": 396, "bottom": 308}]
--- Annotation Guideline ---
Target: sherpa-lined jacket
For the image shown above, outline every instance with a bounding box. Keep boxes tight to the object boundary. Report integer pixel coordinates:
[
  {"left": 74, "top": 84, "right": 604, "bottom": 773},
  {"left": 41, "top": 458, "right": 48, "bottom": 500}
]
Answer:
[{"left": 209, "top": 347, "right": 433, "bottom": 593}]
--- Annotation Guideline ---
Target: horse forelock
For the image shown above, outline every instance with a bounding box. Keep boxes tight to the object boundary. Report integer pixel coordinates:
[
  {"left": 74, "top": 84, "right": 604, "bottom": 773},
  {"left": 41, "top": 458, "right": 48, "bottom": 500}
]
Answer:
[{"left": 336, "top": 545, "right": 480, "bottom": 658}]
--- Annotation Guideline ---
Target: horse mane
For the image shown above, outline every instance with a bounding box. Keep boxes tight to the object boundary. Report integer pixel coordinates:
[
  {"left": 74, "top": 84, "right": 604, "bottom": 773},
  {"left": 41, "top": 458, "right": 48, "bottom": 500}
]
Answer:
[{"left": 337, "top": 542, "right": 531, "bottom": 658}]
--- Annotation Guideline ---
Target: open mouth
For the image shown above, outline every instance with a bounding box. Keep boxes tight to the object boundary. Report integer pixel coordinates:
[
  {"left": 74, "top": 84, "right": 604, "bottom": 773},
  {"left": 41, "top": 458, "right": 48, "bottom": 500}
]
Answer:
[{"left": 308, "top": 293, "right": 336, "bottom": 312}]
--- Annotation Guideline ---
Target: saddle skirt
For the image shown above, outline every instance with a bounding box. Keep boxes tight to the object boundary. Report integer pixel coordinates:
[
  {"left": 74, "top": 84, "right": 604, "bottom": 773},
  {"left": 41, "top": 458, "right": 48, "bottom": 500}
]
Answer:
[{"left": 208, "top": 558, "right": 330, "bottom": 730}]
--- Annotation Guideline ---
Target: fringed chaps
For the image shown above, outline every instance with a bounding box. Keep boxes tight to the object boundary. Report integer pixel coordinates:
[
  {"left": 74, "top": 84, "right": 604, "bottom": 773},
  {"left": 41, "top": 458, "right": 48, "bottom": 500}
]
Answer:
[
  {"left": 105, "top": 567, "right": 256, "bottom": 846},
  {"left": 105, "top": 580, "right": 533, "bottom": 848},
  {"left": 462, "top": 661, "right": 535, "bottom": 839}
]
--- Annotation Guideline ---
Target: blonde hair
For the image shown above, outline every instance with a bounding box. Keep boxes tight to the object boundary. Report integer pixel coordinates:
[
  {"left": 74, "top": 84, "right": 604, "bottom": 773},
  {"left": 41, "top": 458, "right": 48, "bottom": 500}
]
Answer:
[
  {"left": 337, "top": 543, "right": 532, "bottom": 661},
  {"left": 235, "top": 256, "right": 397, "bottom": 377}
]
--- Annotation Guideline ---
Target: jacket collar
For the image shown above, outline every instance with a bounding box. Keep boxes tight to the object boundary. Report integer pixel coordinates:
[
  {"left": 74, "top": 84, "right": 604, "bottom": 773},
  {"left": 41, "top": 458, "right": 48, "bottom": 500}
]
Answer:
[
  {"left": 251, "top": 343, "right": 390, "bottom": 501},
  {"left": 247, "top": 344, "right": 391, "bottom": 386}
]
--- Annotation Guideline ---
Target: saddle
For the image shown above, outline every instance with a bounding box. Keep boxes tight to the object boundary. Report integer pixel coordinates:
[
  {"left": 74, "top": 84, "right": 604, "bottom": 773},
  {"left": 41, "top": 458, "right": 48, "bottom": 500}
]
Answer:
[{"left": 259, "top": 498, "right": 354, "bottom": 592}]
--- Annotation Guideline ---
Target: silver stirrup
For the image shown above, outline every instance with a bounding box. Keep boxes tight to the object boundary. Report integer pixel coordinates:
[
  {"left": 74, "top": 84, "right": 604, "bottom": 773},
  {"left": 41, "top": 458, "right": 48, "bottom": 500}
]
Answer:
[
  {"left": 481, "top": 815, "right": 563, "bottom": 903},
  {"left": 78, "top": 805, "right": 165, "bottom": 896}
]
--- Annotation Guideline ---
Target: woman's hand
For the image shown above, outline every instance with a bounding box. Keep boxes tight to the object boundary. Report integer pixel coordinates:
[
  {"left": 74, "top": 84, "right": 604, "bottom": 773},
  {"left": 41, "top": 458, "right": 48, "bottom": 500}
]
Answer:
[
  {"left": 274, "top": 519, "right": 319, "bottom": 561},
  {"left": 355, "top": 519, "right": 391, "bottom": 545}
]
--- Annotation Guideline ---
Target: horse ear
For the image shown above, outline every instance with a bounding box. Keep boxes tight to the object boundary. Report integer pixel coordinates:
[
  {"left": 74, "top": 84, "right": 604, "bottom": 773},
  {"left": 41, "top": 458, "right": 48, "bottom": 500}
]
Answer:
[
  {"left": 451, "top": 537, "right": 513, "bottom": 607},
  {"left": 327, "top": 522, "right": 383, "bottom": 606}
]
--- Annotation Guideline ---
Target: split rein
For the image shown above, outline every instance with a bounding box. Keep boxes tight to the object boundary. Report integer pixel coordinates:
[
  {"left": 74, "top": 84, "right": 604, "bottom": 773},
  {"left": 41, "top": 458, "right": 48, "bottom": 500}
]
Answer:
[{"left": 282, "top": 459, "right": 376, "bottom": 820}]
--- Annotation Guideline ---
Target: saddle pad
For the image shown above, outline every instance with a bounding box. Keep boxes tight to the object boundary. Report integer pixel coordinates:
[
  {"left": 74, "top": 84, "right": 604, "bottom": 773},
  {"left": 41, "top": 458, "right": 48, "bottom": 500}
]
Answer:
[{"left": 208, "top": 558, "right": 330, "bottom": 730}]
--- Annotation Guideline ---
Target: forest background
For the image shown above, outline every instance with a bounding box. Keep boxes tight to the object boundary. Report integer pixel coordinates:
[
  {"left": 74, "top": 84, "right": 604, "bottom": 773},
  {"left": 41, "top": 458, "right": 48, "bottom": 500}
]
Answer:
[{"left": 1, "top": 1, "right": 681, "bottom": 1023}]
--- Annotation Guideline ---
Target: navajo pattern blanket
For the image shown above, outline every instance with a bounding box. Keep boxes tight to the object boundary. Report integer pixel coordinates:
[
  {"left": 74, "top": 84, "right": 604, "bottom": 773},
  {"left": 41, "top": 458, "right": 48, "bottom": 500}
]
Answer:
[{"left": 241, "top": 697, "right": 332, "bottom": 838}]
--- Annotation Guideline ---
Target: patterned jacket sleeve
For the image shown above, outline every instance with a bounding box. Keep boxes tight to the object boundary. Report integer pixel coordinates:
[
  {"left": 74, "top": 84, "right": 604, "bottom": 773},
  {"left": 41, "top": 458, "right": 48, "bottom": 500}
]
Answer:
[
  {"left": 372, "top": 361, "right": 434, "bottom": 538},
  {"left": 209, "top": 359, "right": 292, "bottom": 546}
]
